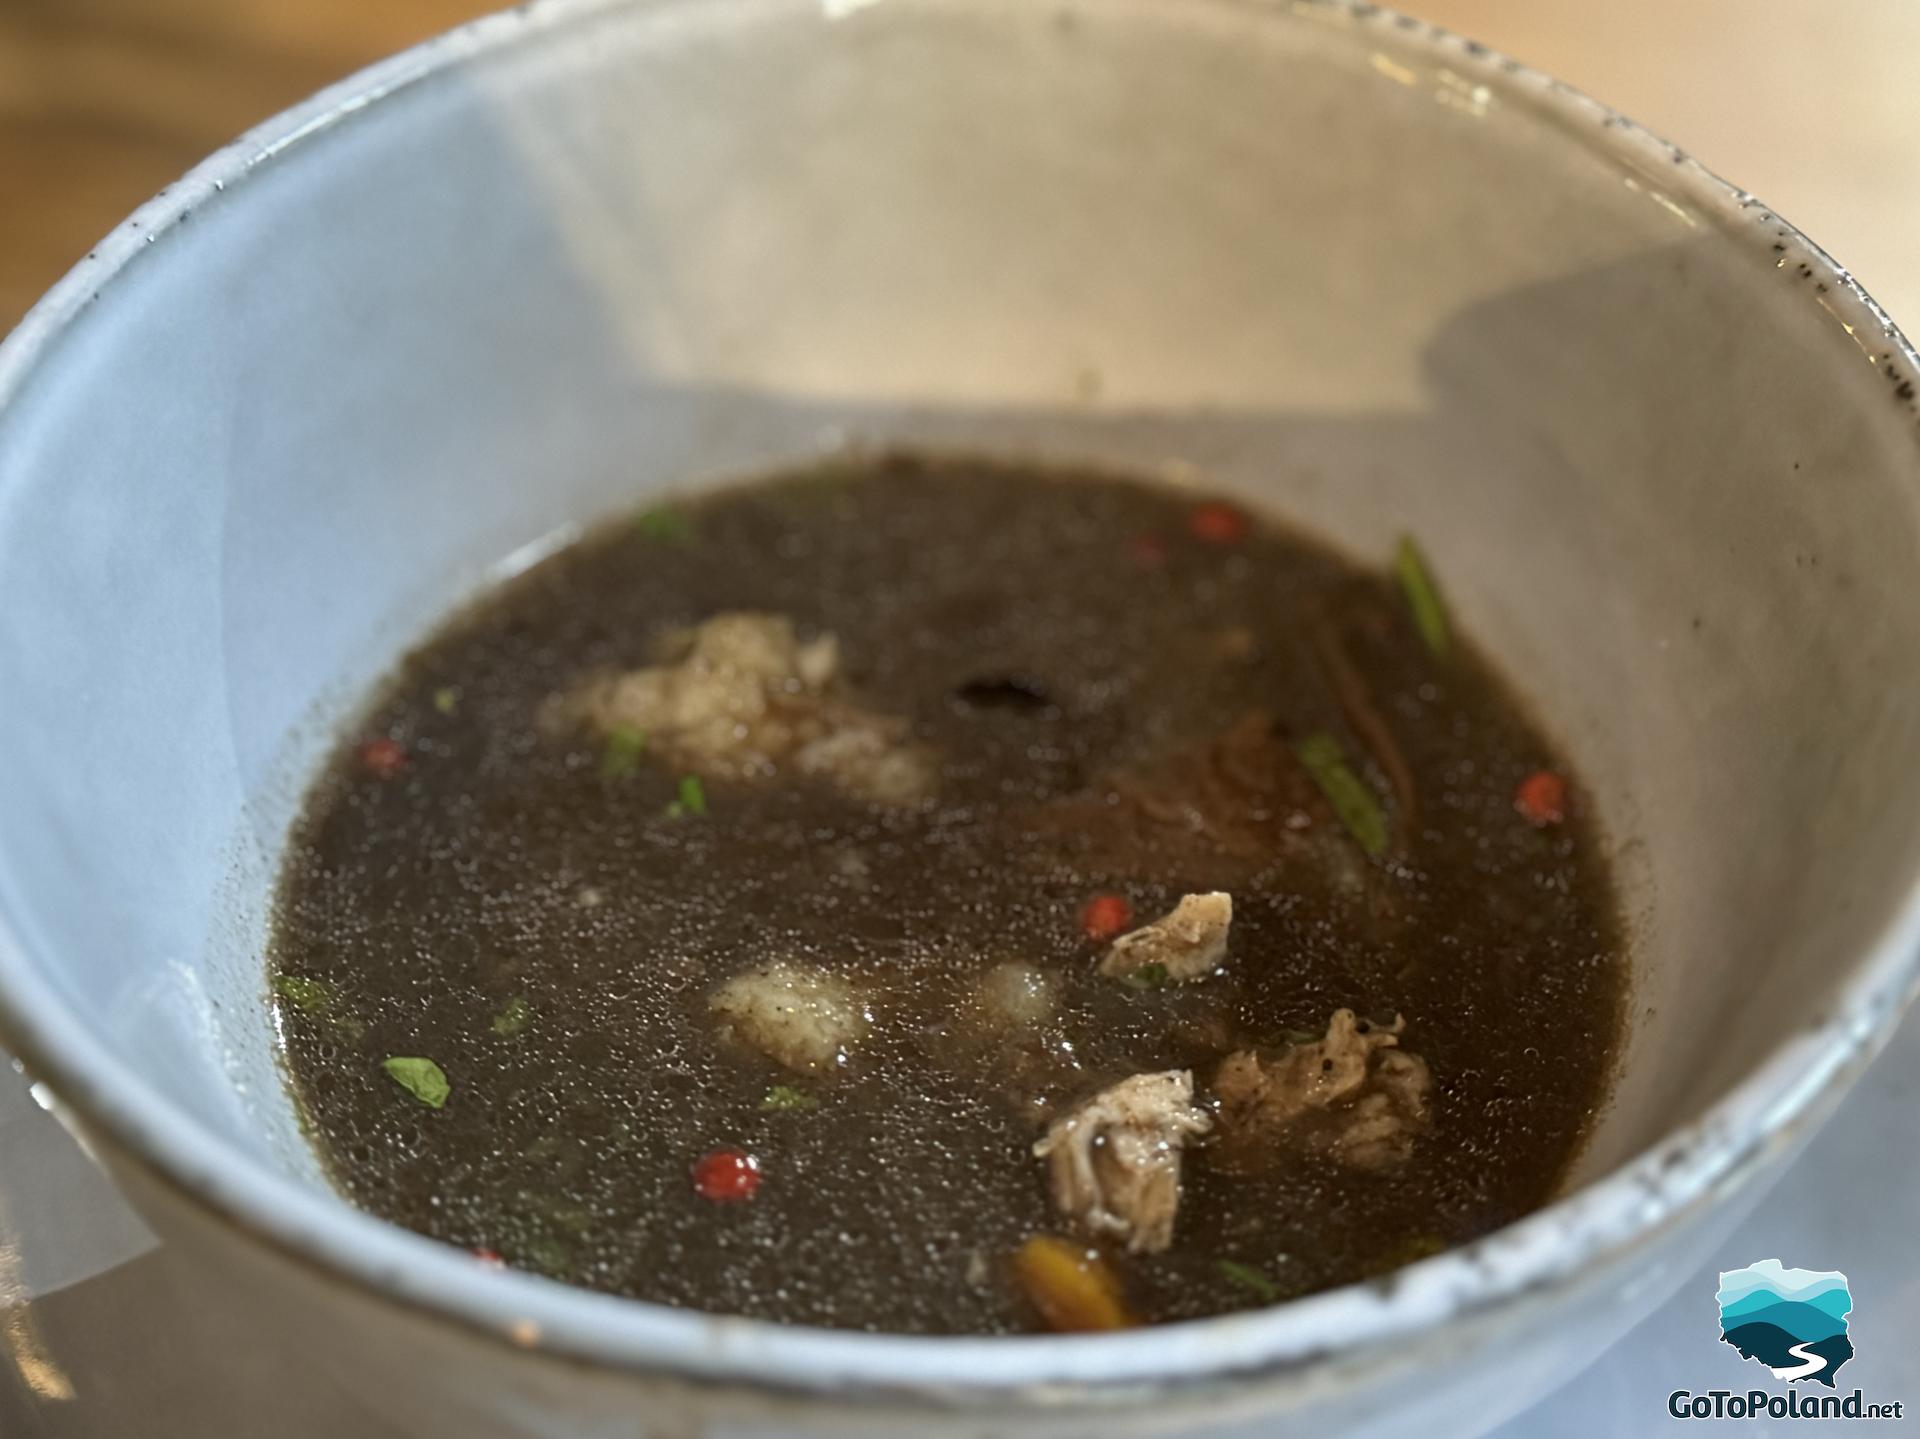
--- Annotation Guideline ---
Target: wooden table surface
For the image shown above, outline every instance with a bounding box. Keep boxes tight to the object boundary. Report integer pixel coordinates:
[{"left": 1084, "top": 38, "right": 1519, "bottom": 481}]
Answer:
[
  {"left": 0, "top": 0, "right": 487, "bottom": 326},
  {"left": 5, "top": 0, "right": 1920, "bottom": 330}
]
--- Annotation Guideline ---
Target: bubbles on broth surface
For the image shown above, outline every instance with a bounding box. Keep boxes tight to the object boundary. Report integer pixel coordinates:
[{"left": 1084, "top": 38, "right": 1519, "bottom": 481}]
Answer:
[{"left": 270, "top": 456, "right": 1625, "bottom": 1333}]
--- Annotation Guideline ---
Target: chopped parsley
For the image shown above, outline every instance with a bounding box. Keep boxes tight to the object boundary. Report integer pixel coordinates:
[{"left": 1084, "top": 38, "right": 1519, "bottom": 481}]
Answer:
[
  {"left": 1294, "top": 731, "right": 1390, "bottom": 859},
  {"left": 273, "top": 973, "right": 365, "bottom": 1041},
  {"left": 1218, "top": 1259, "right": 1285, "bottom": 1302},
  {"left": 665, "top": 774, "right": 708, "bottom": 819},
  {"left": 600, "top": 724, "right": 647, "bottom": 779},
  {"left": 381, "top": 1056, "right": 450, "bottom": 1110},
  {"left": 761, "top": 1085, "right": 819, "bottom": 1112},
  {"left": 635, "top": 506, "right": 693, "bottom": 543},
  {"left": 1118, "top": 962, "right": 1170, "bottom": 991},
  {"left": 491, "top": 998, "right": 533, "bottom": 1038},
  {"left": 273, "top": 974, "right": 338, "bottom": 1015},
  {"left": 1394, "top": 536, "right": 1451, "bottom": 658}
]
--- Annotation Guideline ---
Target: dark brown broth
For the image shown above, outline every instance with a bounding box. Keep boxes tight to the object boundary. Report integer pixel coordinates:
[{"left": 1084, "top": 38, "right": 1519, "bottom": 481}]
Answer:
[{"left": 271, "top": 455, "right": 1625, "bottom": 1333}]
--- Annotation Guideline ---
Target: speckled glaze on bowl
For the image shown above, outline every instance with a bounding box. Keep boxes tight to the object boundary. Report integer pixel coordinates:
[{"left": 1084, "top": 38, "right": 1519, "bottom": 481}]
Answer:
[{"left": 1, "top": 1, "right": 1918, "bottom": 1435}]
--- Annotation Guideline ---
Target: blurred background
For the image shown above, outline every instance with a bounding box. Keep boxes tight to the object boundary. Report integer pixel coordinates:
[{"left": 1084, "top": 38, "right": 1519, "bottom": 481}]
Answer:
[{"left": 5, "top": 0, "right": 1920, "bottom": 328}]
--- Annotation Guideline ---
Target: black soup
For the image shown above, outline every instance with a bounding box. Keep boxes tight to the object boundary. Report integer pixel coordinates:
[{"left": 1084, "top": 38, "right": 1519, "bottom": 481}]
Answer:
[{"left": 271, "top": 455, "right": 1625, "bottom": 1334}]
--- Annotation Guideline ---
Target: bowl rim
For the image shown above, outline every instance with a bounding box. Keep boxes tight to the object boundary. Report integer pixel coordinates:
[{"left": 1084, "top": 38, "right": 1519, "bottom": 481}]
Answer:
[{"left": 2, "top": 0, "right": 1918, "bottom": 1409}]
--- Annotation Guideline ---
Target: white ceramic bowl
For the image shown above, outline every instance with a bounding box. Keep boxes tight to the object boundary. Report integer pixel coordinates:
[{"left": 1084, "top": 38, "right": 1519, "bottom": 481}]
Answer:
[{"left": 2, "top": 2, "right": 1918, "bottom": 1435}]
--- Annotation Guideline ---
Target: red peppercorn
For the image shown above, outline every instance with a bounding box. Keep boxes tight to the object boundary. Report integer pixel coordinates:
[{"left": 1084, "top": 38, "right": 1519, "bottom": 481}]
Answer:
[
  {"left": 471, "top": 1247, "right": 506, "bottom": 1269},
  {"left": 1131, "top": 532, "right": 1168, "bottom": 569},
  {"left": 1080, "top": 893, "right": 1134, "bottom": 942},
  {"left": 692, "top": 1146, "right": 762, "bottom": 1202},
  {"left": 1187, "top": 501, "right": 1249, "bottom": 545},
  {"left": 358, "top": 736, "right": 407, "bottom": 779},
  {"left": 1515, "top": 769, "right": 1568, "bottom": 827}
]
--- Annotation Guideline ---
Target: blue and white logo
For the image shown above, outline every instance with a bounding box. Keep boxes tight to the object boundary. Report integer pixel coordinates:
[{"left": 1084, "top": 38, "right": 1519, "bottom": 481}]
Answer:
[
  {"left": 1715, "top": 1259, "right": 1854, "bottom": 1388},
  {"left": 1666, "top": 1259, "right": 1903, "bottom": 1421}
]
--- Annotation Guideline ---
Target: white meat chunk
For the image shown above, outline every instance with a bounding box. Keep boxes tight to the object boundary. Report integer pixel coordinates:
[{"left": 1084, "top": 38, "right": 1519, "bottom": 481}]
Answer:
[
  {"left": 1098, "top": 892, "right": 1232, "bottom": 983},
  {"left": 708, "top": 961, "right": 870, "bottom": 1074},
  {"left": 1032, "top": 1071, "right": 1212, "bottom": 1254},
  {"left": 1211, "top": 1009, "right": 1432, "bottom": 1172},
  {"left": 792, "top": 722, "right": 938, "bottom": 807},
  {"left": 970, "top": 962, "right": 1059, "bottom": 1032},
  {"left": 546, "top": 612, "right": 936, "bottom": 805}
]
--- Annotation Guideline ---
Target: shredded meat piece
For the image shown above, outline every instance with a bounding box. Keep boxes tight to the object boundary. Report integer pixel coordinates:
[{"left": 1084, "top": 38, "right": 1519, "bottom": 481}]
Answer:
[
  {"left": 708, "top": 961, "right": 871, "bottom": 1074},
  {"left": 1033, "top": 1071, "right": 1211, "bottom": 1254},
  {"left": 1024, "top": 712, "right": 1340, "bottom": 880},
  {"left": 1210, "top": 1009, "right": 1432, "bottom": 1171},
  {"left": 544, "top": 612, "right": 936, "bottom": 804},
  {"left": 1098, "top": 892, "right": 1232, "bottom": 983}
]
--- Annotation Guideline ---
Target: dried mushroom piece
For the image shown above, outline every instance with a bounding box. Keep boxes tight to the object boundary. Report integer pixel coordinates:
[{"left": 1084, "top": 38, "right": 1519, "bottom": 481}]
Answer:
[{"left": 1211, "top": 1009, "right": 1432, "bottom": 1172}]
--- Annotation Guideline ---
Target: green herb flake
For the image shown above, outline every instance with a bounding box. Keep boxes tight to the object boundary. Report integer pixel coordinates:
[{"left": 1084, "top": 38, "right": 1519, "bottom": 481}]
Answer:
[
  {"left": 546, "top": 1203, "right": 593, "bottom": 1237},
  {"left": 1395, "top": 1234, "right": 1448, "bottom": 1264},
  {"left": 520, "top": 1234, "right": 572, "bottom": 1278},
  {"left": 1218, "top": 1259, "right": 1285, "bottom": 1302},
  {"left": 274, "top": 974, "right": 338, "bottom": 1015},
  {"left": 432, "top": 686, "right": 460, "bottom": 715},
  {"left": 381, "top": 1056, "right": 451, "bottom": 1110},
  {"left": 761, "top": 1084, "right": 819, "bottom": 1112},
  {"left": 665, "top": 774, "right": 708, "bottom": 819},
  {"left": 491, "top": 997, "right": 534, "bottom": 1038},
  {"left": 274, "top": 974, "right": 367, "bottom": 1042},
  {"left": 1118, "top": 962, "right": 1170, "bottom": 992},
  {"left": 1294, "top": 731, "right": 1390, "bottom": 859},
  {"left": 635, "top": 506, "right": 693, "bottom": 544},
  {"left": 1394, "top": 537, "right": 1451, "bottom": 658},
  {"left": 600, "top": 724, "right": 648, "bottom": 779}
]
